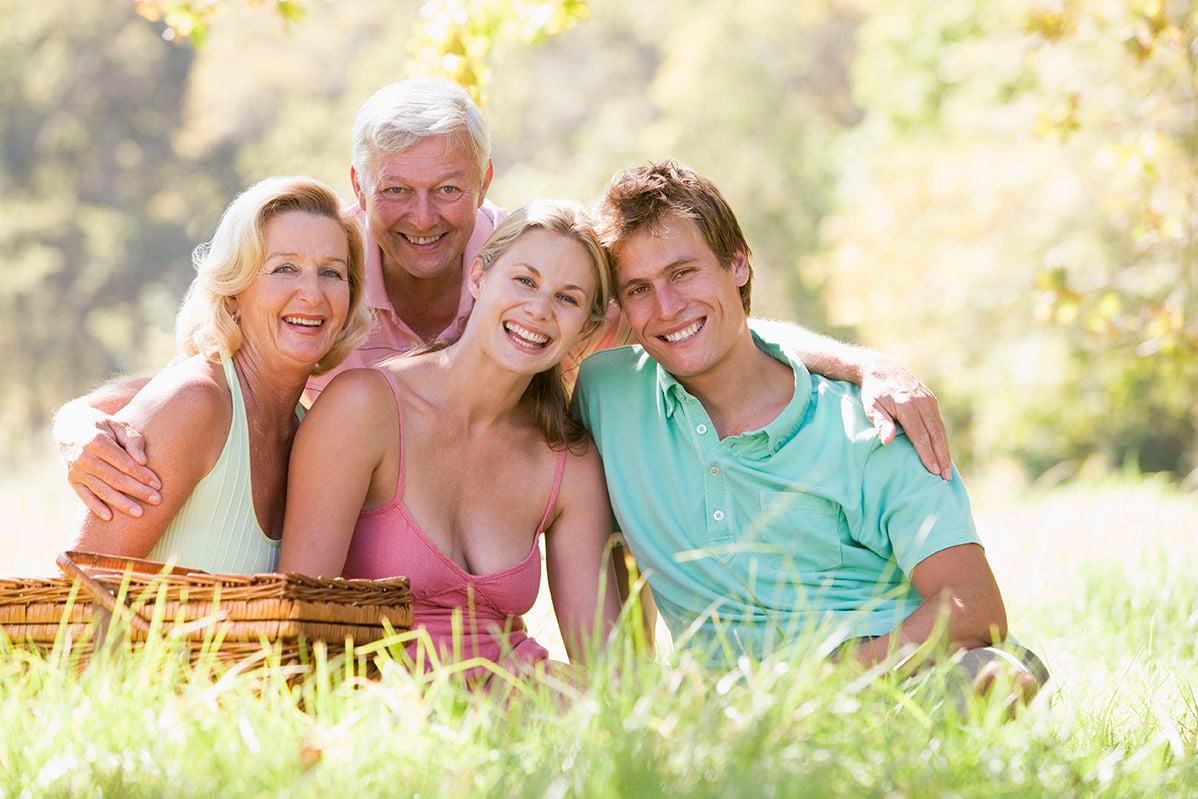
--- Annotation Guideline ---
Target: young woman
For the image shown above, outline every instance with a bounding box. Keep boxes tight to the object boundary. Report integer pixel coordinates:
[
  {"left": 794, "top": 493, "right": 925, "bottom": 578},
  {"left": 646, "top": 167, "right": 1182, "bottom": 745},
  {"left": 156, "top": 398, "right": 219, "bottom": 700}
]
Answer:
[
  {"left": 279, "top": 199, "right": 621, "bottom": 676},
  {"left": 71, "top": 177, "right": 370, "bottom": 574}
]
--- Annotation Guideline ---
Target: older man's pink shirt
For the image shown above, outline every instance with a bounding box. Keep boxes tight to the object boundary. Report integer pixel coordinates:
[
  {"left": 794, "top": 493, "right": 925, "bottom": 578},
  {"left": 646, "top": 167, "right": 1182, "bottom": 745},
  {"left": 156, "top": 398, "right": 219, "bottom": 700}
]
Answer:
[{"left": 304, "top": 201, "right": 506, "bottom": 401}]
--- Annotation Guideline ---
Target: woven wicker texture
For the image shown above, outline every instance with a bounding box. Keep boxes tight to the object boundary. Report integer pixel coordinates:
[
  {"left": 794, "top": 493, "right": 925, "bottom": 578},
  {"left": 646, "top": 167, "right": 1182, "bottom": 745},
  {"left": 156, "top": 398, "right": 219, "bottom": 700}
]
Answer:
[{"left": 0, "top": 552, "right": 413, "bottom": 663}]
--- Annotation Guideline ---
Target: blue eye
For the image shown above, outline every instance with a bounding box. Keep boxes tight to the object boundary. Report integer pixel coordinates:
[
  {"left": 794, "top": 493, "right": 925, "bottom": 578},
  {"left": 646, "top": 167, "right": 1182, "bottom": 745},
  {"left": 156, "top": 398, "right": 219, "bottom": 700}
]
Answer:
[{"left": 321, "top": 268, "right": 346, "bottom": 280}]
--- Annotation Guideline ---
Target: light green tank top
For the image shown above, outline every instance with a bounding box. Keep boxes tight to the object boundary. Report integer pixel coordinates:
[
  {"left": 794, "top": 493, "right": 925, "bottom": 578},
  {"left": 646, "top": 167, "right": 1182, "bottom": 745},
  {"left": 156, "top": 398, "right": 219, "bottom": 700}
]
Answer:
[{"left": 147, "top": 354, "right": 285, "bottom": 574}]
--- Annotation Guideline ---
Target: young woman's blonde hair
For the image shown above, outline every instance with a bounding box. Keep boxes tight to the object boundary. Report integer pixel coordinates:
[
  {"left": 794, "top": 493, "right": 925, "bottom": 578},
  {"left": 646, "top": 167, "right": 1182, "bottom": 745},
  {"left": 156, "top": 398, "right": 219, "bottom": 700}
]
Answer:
[{"left": 175, "top": 176, "right": 371, "bottom": 375}]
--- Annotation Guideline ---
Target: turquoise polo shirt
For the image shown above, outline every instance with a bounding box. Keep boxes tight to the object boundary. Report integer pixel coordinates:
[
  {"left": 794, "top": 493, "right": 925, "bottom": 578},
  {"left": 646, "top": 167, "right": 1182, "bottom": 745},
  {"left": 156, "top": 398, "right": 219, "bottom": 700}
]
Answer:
[{"left": 572, "top": 332, "right": 981, "bottom": 663}]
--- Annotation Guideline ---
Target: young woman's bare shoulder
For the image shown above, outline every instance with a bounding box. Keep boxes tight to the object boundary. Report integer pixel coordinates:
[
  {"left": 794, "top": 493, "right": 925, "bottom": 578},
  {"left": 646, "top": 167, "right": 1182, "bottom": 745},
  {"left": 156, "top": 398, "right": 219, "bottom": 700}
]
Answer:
[
  {"left": 559, "top": 436, "right": 607, "bottom": 494},
  {"left": 306, "top": 367, "right": 394, "bottom": 423}
]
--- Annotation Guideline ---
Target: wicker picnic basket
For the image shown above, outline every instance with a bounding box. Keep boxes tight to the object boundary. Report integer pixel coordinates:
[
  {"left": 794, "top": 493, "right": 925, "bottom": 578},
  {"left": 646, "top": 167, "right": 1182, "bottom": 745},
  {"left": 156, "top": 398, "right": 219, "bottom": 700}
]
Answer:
[{"left": 0, "top": 551, "right": 413, "bottom": 666}]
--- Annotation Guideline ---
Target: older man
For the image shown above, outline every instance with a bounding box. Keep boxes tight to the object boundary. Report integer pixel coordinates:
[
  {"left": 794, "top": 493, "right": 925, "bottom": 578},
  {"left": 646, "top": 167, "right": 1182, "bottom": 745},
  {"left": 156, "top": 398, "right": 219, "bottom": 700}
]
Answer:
[{"left": 56, "top": 78, "right": 951, "bottom": 524}]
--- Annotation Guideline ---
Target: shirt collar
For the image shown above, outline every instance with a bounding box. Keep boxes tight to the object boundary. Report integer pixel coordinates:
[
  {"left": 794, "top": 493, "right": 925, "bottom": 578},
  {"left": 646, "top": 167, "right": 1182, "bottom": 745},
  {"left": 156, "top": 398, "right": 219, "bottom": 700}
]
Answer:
[
  {"left": 653, "top": 330, "right": 813, "bottom": 453},
  {"left": 348, "top": 203, "right": 481, "bottom": 342}
]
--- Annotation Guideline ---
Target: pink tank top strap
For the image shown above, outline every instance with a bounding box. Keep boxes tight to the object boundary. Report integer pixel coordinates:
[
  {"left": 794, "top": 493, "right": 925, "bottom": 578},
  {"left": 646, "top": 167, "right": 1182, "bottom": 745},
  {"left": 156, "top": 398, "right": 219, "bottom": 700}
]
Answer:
[
  {"left": 534, "top": 447, "right": 569, "bottom": 535},
  {"left": 372, "top": 367, "right": 407, "bottom": 498}
]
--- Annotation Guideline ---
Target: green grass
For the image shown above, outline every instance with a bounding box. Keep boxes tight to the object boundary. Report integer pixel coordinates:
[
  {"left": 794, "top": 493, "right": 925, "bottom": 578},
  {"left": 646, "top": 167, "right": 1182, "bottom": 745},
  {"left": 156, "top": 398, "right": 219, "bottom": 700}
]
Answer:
[{"left": 2, "top": 447, "right": 1197, "bottom": 797}]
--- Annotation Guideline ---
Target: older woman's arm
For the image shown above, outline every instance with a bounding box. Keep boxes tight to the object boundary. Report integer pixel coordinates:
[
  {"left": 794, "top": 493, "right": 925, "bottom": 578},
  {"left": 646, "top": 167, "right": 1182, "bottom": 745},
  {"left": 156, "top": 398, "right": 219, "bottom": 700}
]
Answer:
[
  {"left": 53, "top": 375, "right": 162, "bottom": 521},
  {"left": 71, "top": 366, "right": 225, "bottom": 558}
]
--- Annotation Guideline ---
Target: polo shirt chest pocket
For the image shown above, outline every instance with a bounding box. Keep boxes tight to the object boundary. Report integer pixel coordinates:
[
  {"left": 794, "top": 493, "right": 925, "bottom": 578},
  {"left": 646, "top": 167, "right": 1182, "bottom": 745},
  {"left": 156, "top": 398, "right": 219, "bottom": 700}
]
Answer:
[{"left": 745, "top": 491, "right": 846, "bottom": 573}]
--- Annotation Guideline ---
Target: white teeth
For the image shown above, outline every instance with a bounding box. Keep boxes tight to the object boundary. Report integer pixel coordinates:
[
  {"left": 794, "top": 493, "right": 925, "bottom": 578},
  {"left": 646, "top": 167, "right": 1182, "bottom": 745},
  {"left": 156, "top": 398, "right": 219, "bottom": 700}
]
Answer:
[
  {"left": 284, "top": 316, "right": 323, "bottom": 327},
  {"left": 406, "top": 234, "right": 441, "bottom": 245},
  {"left": 663, "top": 320, "right": 702, "bottom": 343},
  {"left": 505, "top": 322, "right": 549, "bottom": 346}
]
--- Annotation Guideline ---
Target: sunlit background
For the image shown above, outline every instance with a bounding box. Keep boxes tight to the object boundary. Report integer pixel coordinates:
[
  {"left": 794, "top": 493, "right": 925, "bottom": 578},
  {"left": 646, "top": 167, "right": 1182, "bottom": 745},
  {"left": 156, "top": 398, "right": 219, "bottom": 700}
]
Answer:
[{"left": 2, "top": 0, "right": 1195, "bottom": 574}]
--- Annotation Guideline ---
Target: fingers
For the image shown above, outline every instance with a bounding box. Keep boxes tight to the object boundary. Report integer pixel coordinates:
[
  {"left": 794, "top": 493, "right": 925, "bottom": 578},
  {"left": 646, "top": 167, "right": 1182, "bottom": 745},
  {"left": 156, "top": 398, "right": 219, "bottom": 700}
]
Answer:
[
  {"left": 71, "top": 483, "right": 115, "bottom": 522},
  {"left": 865, "top": 409, "right": 898, "bottom": 446},
  {"left": 65, "top": 425, "right": 162, "bottom": 519},
  {"left": 112, "top": 423, "right": 150, "bottom": 467},
  {"left": 70, "top": 457, "right": 160, "bottom": 519},
  {"left": 93, "top": 421, "right": 161, "bottom": 490},
  {"left": 890, "top": 392, "right": 953, "bottom": 480}
]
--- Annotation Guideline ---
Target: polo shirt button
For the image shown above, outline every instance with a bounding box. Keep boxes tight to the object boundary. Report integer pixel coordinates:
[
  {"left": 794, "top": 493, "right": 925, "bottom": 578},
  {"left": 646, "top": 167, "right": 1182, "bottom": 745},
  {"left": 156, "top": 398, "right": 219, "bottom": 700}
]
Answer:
[
  {"left": 712, "top": 509, "right": 725, "bottom": 521},
  {"left": 709, "top": 466, "right": 720, "bottom": 476},
  {"left": 696, "top": 424, "right": 708, "bottom": 435}
]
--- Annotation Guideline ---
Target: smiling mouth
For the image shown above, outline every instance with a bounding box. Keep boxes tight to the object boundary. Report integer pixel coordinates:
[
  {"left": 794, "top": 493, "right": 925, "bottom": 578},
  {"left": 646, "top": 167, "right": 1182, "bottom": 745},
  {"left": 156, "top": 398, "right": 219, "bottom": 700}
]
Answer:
[
  {"left": 660, "top": 319, "right": 703, "bottom": 343},
  {"left": 505, "top": 321, "right": 550, "bottom": 348},
  {"left": 403, "top": 232, "right": 445, "bottom": 246},
  {"left": 283, "top": 316, "right": 324, "bottom": 327}
]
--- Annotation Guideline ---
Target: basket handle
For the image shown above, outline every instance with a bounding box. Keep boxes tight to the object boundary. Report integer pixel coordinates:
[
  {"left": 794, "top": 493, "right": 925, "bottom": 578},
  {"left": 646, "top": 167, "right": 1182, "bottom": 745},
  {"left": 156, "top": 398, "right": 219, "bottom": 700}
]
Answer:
[
  {"left": 54, "top": 550, "right": 201, "bottom": 635},
  {"left": 58, "top": 550, "right": 206, "bottom": 577}
]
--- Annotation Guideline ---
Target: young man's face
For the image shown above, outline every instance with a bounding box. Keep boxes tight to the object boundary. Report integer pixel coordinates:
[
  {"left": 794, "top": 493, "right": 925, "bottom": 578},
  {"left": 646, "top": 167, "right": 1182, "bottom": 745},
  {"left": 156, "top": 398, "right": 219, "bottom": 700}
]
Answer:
[
  {"left": 613, "top": 215, "right": 750, "bottom": 383},
  {"left": 352, "top": 133, "right": 492, "bottom": 282}
]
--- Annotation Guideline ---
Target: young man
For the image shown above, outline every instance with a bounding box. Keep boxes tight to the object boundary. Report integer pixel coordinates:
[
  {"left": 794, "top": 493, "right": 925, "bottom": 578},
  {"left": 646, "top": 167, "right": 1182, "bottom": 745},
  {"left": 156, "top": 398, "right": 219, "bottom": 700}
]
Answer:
[
  {"left": 56, "top": 80, "right": 951, "bottom": 527},
  {"left": 573, "top": 159, "right": 1045, "bottom": 694}
]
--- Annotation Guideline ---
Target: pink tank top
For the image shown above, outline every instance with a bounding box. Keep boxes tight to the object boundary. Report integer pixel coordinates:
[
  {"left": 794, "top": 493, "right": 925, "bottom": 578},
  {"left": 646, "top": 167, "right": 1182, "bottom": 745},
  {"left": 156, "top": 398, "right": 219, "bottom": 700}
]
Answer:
[{"left": 341, "top": 369, "right": 566, "bottom": 677}]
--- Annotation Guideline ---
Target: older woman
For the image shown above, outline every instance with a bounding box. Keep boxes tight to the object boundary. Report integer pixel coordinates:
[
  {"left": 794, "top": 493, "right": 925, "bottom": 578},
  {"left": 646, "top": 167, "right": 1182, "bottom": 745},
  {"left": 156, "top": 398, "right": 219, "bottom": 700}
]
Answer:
[
  {"left": 279, "top": 199, "right": 621, "bottom": 674},
  {"left": 70, "top": 176, "right": 370, "bottom": 574}
]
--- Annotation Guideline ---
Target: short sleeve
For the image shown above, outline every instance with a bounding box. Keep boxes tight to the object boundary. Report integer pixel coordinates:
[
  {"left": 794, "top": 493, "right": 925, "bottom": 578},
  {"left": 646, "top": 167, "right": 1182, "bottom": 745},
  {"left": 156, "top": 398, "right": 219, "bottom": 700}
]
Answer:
[{"left": 856, "top": 435, "right": 980, "bottom": 575}]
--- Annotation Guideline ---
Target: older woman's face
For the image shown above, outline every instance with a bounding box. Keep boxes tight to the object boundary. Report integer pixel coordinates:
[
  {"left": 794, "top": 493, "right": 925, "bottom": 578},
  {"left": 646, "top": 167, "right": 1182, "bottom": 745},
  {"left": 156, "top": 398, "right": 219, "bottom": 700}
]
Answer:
[{"left": 233, "top": 210, "right": 351, "bottom": 372}]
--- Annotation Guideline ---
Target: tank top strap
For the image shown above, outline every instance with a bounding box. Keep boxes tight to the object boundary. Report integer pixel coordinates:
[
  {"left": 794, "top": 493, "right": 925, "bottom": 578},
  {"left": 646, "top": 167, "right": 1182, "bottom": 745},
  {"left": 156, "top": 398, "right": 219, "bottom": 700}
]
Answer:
[
  {"left": 220, "top": 353, "right": 244, "bottom": 416},
  {"left": 535, "top": 447, "right": 569, "bottom": 535},
  {"left": 371, "top": 367, "right": 407, "bottom": 497}
]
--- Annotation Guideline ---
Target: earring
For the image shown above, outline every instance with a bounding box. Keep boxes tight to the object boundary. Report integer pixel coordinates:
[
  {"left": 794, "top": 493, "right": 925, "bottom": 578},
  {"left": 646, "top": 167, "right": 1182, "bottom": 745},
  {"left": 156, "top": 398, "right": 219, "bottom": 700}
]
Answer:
[{"left": 232, "top": 310, "right": 241, "bottom": 324}]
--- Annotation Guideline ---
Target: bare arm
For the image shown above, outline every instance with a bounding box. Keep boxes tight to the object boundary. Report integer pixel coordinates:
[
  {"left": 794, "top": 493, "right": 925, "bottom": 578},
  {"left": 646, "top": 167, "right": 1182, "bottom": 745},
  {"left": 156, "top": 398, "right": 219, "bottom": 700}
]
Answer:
[
  {"left": 52, "top": 375, "right": 162, "bottom": 521},
  {"left": 278, "top": 370, "right": 392, "bottom": 578},
  {"left": 749, "top": 318, "right": 952, "bottom": 480},
  {"left": 855, "top": 543, "right": 1008, "bottom": 666},
  {"left": 71, "top": 368, "right": 225, "bottom": 558},
  {"left": 544, "top": 442, "right": 622, "bottom": 664}
]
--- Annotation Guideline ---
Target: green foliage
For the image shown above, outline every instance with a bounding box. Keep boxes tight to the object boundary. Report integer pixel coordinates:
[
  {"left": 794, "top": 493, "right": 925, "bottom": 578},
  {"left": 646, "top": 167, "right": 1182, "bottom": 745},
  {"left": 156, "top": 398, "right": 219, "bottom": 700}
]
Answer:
[
  {"left": 0, "top": 0, "right": 226, "bottom": 440},
  {"left": 10, "top": 0, "right": 1194, "bottom": 479},
  {"left": 1026, "top": 0, "right": 1198, "bottom": 471},
  {"left": 134, "top": 0, "right": 308, "bottom": 46},
  {"left": 408, "top": 0, "right": 591, "bottom": 102},
  {"left": 482, "top": 0, "right": 862, "bottom": 323},
  {"left": 814, "top": 0, "right": 1197, "bottom": 478}
]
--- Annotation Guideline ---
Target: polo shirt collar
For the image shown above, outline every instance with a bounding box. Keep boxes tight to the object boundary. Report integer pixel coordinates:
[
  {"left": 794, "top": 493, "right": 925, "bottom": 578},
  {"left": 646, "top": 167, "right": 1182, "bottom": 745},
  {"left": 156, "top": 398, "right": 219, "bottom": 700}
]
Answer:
[{"left": 653, "top": 330, "right": 814, "bottom": 454}]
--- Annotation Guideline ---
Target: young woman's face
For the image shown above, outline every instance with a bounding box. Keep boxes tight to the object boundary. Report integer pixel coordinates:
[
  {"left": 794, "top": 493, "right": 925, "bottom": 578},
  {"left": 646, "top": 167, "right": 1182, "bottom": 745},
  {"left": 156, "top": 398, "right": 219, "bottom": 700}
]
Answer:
[{"left": 469, "top": 228, "right": 598, "bottom": 374}]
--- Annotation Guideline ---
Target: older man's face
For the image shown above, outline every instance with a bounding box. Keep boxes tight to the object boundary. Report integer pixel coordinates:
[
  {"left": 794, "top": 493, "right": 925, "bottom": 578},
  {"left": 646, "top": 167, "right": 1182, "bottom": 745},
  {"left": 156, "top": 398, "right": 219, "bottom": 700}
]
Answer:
[{"left": 353, "top": 133, "right": 492, "bottom": 281}]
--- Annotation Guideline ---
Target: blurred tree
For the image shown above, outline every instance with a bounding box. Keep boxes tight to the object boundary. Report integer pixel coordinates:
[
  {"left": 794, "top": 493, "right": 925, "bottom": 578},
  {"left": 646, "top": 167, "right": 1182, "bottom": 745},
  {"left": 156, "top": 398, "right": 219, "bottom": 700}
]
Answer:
[
  {"left": 134, "top": 0, "right": 307, "bottom": 46},
  {"left": 0, "top": 0, "right": 227, "bottom": 446},
  {"left": 812, "top": 0, "right": 1196, "bottom": 479},
  {"left": 407, "top": 0, "right": 590, "bottom": 102},
  {"left": 483, "top": 0, "right": 864, "bottom": 322},
  {"left": 1027, "top": 0, "right": 1197, "bottom": 477}
]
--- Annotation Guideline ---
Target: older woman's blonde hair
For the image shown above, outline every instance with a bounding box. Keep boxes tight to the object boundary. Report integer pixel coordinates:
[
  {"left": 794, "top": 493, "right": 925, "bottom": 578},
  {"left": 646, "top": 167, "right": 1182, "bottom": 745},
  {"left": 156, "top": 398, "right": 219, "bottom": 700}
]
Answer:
[{"left": 175, "top": 176, "right": 371, "bottom": 375}]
